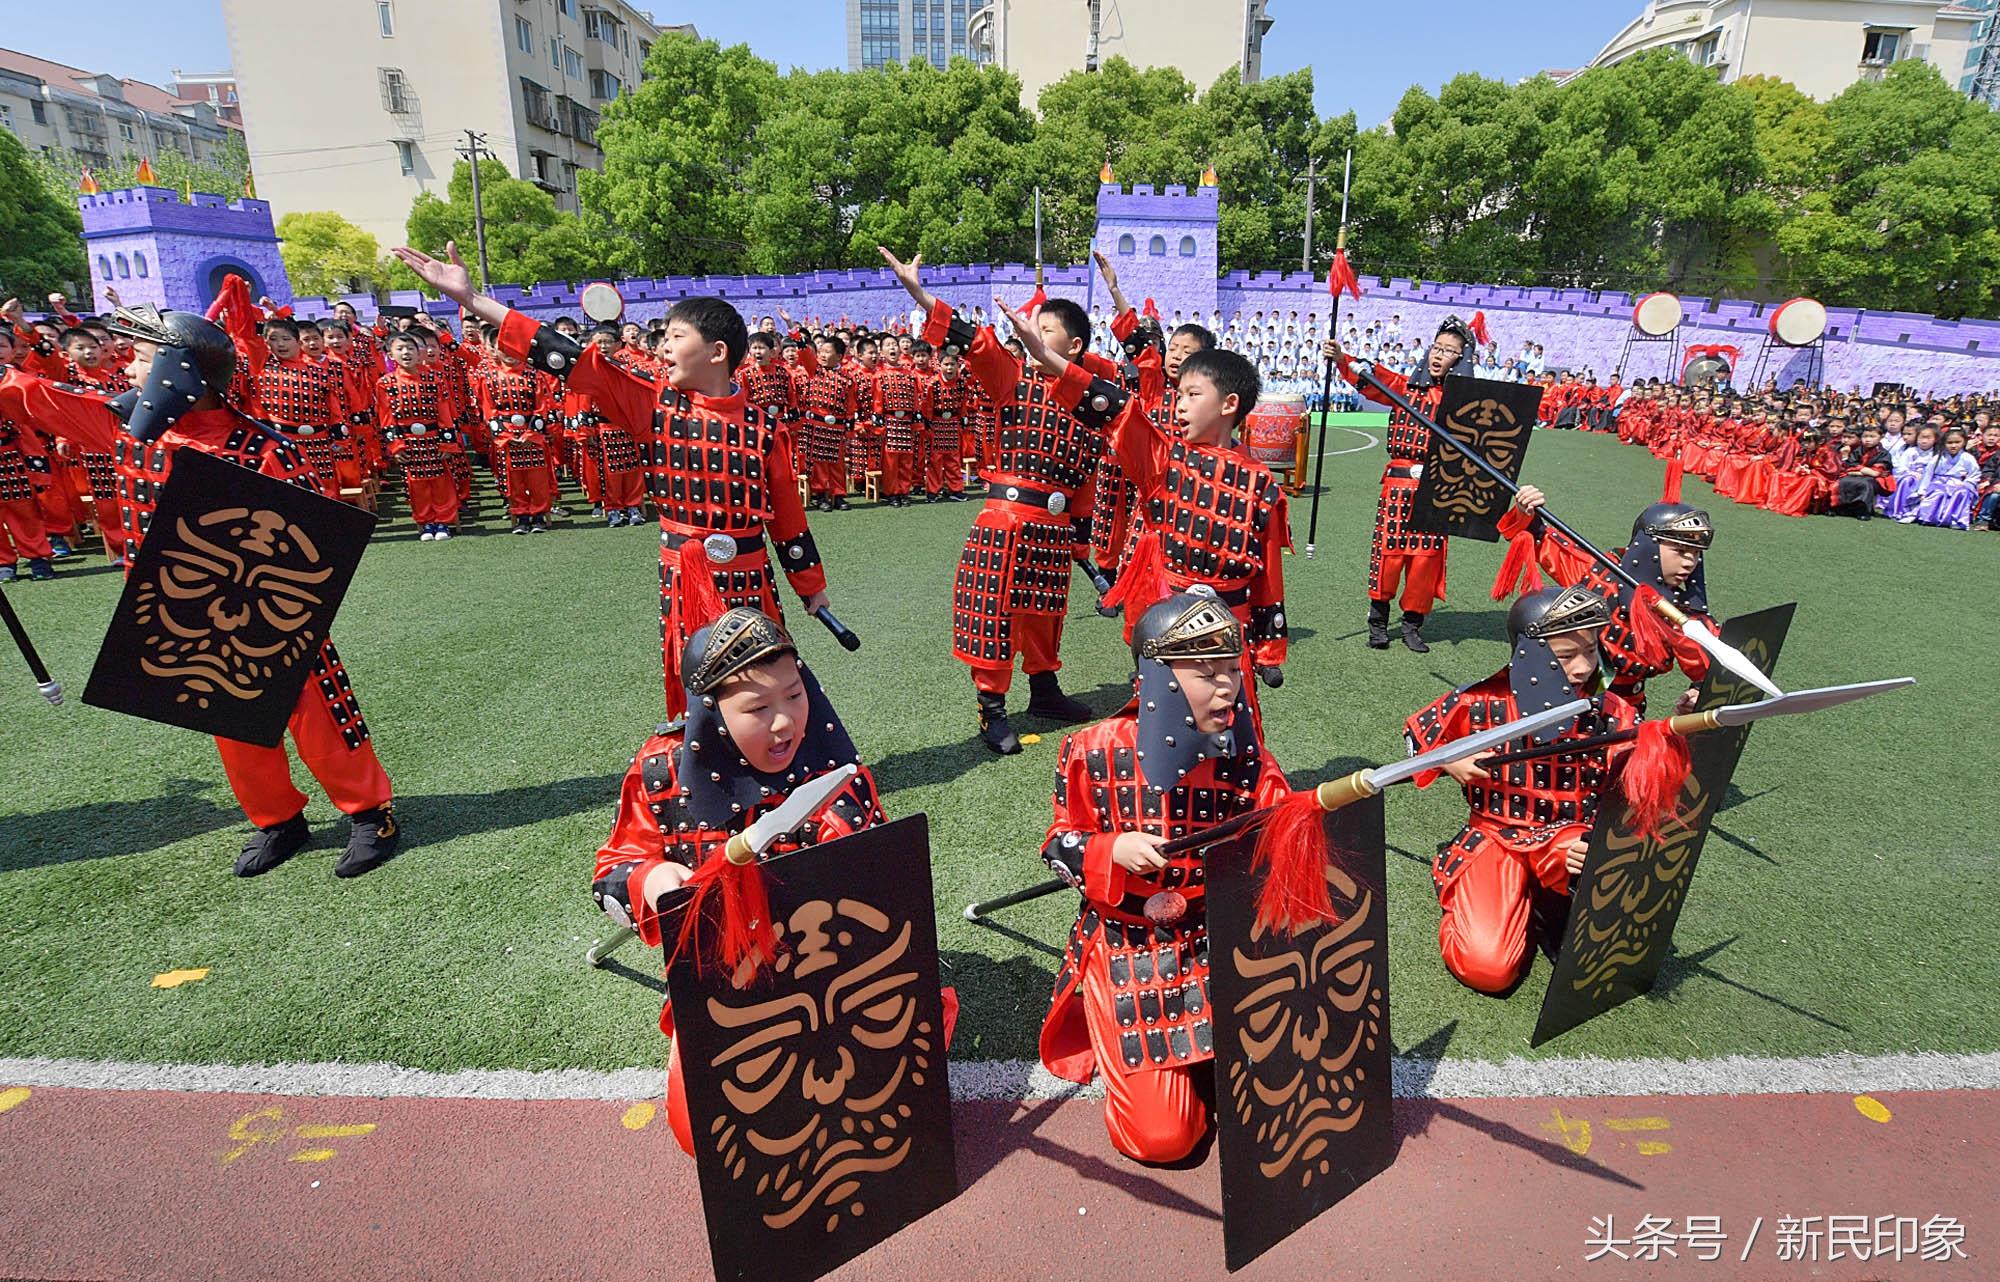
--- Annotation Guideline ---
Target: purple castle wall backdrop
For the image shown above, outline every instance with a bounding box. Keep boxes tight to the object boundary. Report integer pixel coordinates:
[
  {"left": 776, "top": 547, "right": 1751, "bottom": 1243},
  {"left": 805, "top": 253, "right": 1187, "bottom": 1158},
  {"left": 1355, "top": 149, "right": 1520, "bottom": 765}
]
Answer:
[
  {"left": 92, "top": 180, "right": 1985, "bottom": 396},
  {"left": 78, "top": 186, "right": 292, "bottom": 315}
]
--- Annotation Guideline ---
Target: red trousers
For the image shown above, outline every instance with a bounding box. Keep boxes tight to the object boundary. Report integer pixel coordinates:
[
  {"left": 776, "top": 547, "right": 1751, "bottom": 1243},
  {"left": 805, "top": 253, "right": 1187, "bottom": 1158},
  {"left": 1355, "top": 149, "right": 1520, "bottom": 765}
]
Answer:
[
  {"left": 970, "top": 613, "right": 1064, "bottom": 695},
  {"left": 1371, "top": 549, "right": 1445, "bottom": 613},
  {"left": 883, "top": 449, "right": 916, "bottom": 497},
  {"left": 0, "top": 495, "right": 51, "bottom": 561},
  {"left": 505, "top": 464, "right": 552, "bottom": 517},
  {"left": 600, "top": 464, "right": 643, "bottom": 509},
  {"left": 405, "top": 474, "right": 459, "bottom": 525},
  {"left": 925, "top": 444, "right": 965, "bottom": 494},
  {"left": 809, "top": 457, "right": 846, "bottom": 498},
  {"left": 35, "top": 477, "right": 80, "bottom": 537},
  {"left": 1437, "top": 827, "right": 1575, "bottom": 994},
  {"left": 212, "top": 682, "right": 393, "bottom": 829},
  {"left": 1082, "top": 956, "right": 1206, "bottom": 1163}
]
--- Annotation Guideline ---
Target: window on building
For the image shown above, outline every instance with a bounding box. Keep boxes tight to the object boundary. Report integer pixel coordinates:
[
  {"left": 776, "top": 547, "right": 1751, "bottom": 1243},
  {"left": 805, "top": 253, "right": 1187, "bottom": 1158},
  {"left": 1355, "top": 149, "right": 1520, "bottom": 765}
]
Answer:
[
  {"left": 97, "top": 255, "right": 111, "bottom": 279},
  {"left": 395, "top": 139, "right": 415, "bottom": 175},
  {"left": 639, "top": 39, "right": 651, "bottom": 63},
  {"left": 377, "top": 2, "right": 393, "bottom": 37},
  {"left": 557, "top": 0, "right": 576, "bottom": 18},
  {"left": 516, "top": 16, "right": 534, "bottom": 53},
  {"left": 120, "top": 121, "right": 135, "bottom": 141},
  {"left": 134, "top": 253, "right": 148, "bottom": 278},
  {"left": 1690, "top": 32, "right": 1720, "bottom": 67},
  {"left": 860, "top": 37, "right": 901, "bottom": 67},
  {"left": 0, "top": 104, "right": 11, "bottom": 131},
  {"left": 590, "top": 69, "right": 622, "bottom": 99},
  {"left": 30, "top": 100, "right": 46, "bottom": 126},
  {"left": 381, "top": 68, "right": 411, "bottom": 114},
  {"left": 565, "top": 45, "right": 585, "bottom": 79},
  {"left": 913, "top": 7, "right": 927, "bottom": 30},
  {"left": 552, "top": 36, "right": 562, "bottom": 69},
  {"left": 1179, "top": 236, "right": 1197, "bottom": 257},
  {"left": 1148, "top": 235, "right": 1166, "bottom": 256},
  {"left": 116, "top": 253, "right": 130, "bottom": 279},
  {"left": 1117, "top": 234, "right": 1136, "bottom": 255},
  {"left": 1862, "top": 29, "right": 1903, "bottom": 64}
]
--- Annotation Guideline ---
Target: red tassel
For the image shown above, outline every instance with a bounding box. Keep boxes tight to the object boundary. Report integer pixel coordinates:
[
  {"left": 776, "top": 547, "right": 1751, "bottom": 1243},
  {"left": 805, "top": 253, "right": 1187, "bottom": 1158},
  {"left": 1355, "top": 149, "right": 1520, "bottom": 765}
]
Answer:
[
  {"left": 1490, "top": 529, "right": 1546, "bottom": 601},
  {"left": 1626, "top": 584, "right": 1675, "bottom": 670},
  {"left": 1470, "top": 310, "right": 1491, "bottom": 346},
  {"left": 1251, "top": 791, "right": 1338, "bottom": 935},
  {"left": 1663, "top": 453, "right": 1685, "bottom": 503},
  {"left": 1100, "top": 530, "right": 1168, "bottom": 641},
  {"left": 1020, "top": 286, "right": 1048, "bottom": 314},
  {"left": 672, "top": 853, "right": 780, "bottom": 979},
  {"left": 1621, "top": 718, "right": 1692, "bottom": 839},
  {"left": 663, "top": 539, "right": 731, "bottom": 718},
  {"left": 1142, "top": 296, "right": 1159, "bottom": 319}
]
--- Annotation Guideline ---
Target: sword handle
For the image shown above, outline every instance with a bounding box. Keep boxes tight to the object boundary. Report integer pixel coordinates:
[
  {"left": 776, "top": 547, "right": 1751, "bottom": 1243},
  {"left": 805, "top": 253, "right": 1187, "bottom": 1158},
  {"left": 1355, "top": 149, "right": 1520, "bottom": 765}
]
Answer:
[
  {"left": 1314, "top": 770, "right": 1380, "bottom": 813},
  {"left": 1666, "top": 710, "right": 1721, "bottom": 736},
  {"left": 1648, "top": 596, "right": 1691, "bottom": 627},
  {"left": 723, "top": 833, "right": 755, "bottom": 866},
  {"left": 812, "top": 606, "right": 862, "bottom": 652}
]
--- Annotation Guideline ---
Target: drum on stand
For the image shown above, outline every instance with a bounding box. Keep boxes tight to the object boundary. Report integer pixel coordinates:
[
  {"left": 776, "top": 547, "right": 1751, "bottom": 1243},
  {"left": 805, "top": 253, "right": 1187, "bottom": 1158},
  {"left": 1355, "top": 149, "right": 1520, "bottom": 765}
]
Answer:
[
  {"left": 1632, "top": 292, "right": 1684, "bottom": 337},
  {"left": 1246, "top": 394, "right": 1306, "bottom": 487},
  {"left": 1769, "top": 297, "right": 1827, "bottom": 346}
]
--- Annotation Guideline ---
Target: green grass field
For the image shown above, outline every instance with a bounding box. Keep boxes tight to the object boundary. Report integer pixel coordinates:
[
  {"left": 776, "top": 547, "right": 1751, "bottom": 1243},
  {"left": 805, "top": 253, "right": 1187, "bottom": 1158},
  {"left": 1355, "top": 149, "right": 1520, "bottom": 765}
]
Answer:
[{"left": 2, "top": 418, "right": 1995, "bottom": 1074}]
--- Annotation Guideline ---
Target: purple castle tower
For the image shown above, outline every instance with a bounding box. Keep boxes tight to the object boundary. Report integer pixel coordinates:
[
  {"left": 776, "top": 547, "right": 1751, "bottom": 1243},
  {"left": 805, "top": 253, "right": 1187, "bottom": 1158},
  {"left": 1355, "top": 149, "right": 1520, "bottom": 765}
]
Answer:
[
  {"left": 1089, "top": 175, "right": 1219, "bottom": 321},
  {"left": 77, "top": 186, "right": 293, "bottom": 315}
]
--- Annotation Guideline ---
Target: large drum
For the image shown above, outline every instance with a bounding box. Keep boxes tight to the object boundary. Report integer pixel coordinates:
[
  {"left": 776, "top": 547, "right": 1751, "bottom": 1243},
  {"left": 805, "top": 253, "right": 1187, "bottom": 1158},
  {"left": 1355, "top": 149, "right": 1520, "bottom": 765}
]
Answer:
[
  {"left": 1245, "top": 394, "right": 1305, "bottom": 469},
  {"left": 1633, "top": 292, "right": 1684, "bottom": 337},
  {"left": 1769, "top": 297, "right": 1827, "bottom": 346}
]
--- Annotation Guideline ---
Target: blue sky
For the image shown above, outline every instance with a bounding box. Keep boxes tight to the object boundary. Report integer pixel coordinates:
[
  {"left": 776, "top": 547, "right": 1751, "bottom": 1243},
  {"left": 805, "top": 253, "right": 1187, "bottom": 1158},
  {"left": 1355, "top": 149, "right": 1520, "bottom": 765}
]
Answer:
[{"left": 7, "top": 0, "right": 1620, "bottom": 126}]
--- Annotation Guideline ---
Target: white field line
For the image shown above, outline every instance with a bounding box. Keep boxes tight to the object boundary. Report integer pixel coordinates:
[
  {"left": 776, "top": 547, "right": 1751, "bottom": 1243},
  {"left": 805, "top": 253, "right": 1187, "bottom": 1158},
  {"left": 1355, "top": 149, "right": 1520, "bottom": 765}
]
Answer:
[{"left": 2, "top": 1050, "right": 1996, "bottom": 1104}]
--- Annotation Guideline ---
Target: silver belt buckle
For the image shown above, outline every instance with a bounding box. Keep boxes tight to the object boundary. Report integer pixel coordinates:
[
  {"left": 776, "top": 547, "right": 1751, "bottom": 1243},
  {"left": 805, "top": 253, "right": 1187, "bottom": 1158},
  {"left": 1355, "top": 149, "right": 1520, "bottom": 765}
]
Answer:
[
  {"left": 410, "top": 424, "right": 428, "bottom": 435},
  {"left": 1003, "top": 485, "right": 1020, "bottom": 502},
  {"left": 510, "top": 414, "right": 527, "bottom": 426},
  {"left": 1409, "top": 463, "right": 1423, "bottom": 480},
  {"left": 701, "top": 532, "right": 736, "bottom": 564},
  {"left": 1046, "top": 491, "right": 1067, "bottom": 516}
]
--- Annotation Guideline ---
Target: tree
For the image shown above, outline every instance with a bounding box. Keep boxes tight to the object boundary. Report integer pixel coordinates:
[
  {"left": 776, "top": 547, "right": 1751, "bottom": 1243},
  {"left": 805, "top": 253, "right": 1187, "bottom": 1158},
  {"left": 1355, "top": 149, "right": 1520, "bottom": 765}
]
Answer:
[
  {"left": 277, "top": 210, "right": 384, "bottom": 298},
  {"left": 393, "top": 158, "right": 629, "bottom": 294},
  {"left": 32, "top": 132, "right": 253, "bottom": 209},
  {"left": 0, "top": 127, "right": 88, "bottom": 300}
]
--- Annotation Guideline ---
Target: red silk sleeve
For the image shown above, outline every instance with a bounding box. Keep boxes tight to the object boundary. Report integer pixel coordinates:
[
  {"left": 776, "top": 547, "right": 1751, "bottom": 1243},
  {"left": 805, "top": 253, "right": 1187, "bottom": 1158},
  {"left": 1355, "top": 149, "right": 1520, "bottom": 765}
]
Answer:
[
  {"left": 0, "top": 372, "right": 119, "bottom": 455},
  {"left": 1249, "top": 491, "right": 1290, "bottom": 669},
  {"left": 765, "top": 423, "right": 827, "bottom": 600},
  {"left": 594, "top": 751, "right": 671, "bottom": 949},
  {"left": 1403, "top": 687, "right": 1471, "bottom": 789}
]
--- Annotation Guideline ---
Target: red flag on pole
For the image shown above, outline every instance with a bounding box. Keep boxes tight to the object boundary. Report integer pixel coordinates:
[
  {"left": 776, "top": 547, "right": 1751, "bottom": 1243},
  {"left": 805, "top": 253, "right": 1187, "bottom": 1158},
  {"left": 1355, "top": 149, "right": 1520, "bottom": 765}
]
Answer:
[
  {"left": 1327, "top": 248, "right": 1363, "bottom": 300},
  {"left": 1019, "top": 285, "right": 1047, "bottom": 314}
]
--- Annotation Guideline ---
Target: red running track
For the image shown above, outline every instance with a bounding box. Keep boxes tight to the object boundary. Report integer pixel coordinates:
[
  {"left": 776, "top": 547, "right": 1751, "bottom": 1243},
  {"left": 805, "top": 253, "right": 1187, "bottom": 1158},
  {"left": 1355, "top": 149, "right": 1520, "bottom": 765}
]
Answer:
[{"left": 0, "top": 1084, "right": 1990, "bottom": 1281}]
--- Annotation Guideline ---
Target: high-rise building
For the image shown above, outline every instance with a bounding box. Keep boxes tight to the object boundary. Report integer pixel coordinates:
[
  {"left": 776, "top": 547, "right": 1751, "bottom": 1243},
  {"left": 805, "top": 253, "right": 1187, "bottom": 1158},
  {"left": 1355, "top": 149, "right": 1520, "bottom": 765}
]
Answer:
[
  {"left": 850, "top": 1, "right": 1271, "bottom": 106},
  {"left": 0, "top": 48, "right": 241, "bottom": 176},
  {"left": 222, "top": 0, "right": 681, "bottom": 247},
  {"left": 1956, "top": 0, "right": 1999, "bottom": 104},
  {"left": 849, "top": 0, "right": 982, "bottom": 71},
  {"left": 1578, "top": 1, "right": 1985, "bottom": 101}
]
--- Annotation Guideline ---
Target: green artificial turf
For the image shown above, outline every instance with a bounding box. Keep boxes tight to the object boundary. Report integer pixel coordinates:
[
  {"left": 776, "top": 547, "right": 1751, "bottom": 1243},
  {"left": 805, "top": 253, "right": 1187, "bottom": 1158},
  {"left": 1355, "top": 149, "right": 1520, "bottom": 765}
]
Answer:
[{"left": 1, "top": 419, "right": 1994, "bottom": 1073}]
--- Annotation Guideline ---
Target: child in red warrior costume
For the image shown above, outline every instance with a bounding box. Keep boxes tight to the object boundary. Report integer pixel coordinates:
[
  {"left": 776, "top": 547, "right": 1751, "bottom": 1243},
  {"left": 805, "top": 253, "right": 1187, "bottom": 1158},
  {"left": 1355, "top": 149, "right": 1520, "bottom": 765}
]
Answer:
[
  {"left": 591, "top": 608, "right": 887, "bottom": 1156},
  {"left": 1404, "top": 587, "right": 1640, "bottom": 994},
  {"left": 0, "top": 303, "right": 400, "bottom": 877},
  {"left": 392, "top": 241, "right": 830, "bottom": 717},
  {"left": 1040, "top": 589, "right": 1293, "bottom": 1163},
  {"left": 374, "top": 331, "right": 466, "bottom": 541},
  {"left": 475, "top": 349, "right": 561, "bottom": 533}
]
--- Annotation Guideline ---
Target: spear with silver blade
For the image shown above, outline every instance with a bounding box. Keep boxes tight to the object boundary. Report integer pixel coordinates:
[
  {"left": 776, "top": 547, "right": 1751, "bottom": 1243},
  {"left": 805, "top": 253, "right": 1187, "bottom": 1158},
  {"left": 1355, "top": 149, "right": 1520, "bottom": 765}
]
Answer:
[
  {"left": 1482, "top": 679, "right": 1914, "bottom": 769},
  {"left": 964, "top": 698, "right": 1591, "bottom": 923},
  {"left": 586, "top": 764, "right": 859, "bottom": 967}
]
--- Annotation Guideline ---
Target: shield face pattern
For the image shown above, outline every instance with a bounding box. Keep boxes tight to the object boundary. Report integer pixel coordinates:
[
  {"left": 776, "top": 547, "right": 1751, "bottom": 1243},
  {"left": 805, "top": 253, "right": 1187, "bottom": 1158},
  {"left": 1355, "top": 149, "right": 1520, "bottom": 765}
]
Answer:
[
  {"left": 1533, "top": 605, "right": 1795, "bottom": 1047},
  {"left": 665, "top": 815, "right": 958, "bottom": 1282},
  {"left": 84, "top": 448, "right": 374, "bottom": 746},
  {"left": 1205, "top": 795, "right": 1395, "bottom": 1272},
  {"left": 1410, "top": 374, "right": 1543, "bottom": 542}
]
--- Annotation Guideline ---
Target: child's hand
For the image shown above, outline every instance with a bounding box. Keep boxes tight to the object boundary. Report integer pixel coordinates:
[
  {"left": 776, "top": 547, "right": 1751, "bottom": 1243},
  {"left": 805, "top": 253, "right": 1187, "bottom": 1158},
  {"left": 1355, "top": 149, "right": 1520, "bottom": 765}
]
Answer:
[
  {"left": 1512, "top": 484, "right": 1546, "bottom": 514},
  {"left": 1564, "top": 836, "right": 1590, "bottom": 878},
  {"left": 1110, "top": 831, "right": 1169, "bottom": 875},
  {"left": 1442, "top": 752, "right": 1494, "bottom": 786}
]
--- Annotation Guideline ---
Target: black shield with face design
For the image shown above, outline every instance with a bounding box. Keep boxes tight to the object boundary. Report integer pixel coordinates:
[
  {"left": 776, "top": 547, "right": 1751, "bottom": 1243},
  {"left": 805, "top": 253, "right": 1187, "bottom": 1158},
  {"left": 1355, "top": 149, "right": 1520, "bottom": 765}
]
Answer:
[
  {"left": 1532, "top": 603, "right": 1794, "bottom": 1048},
  {"left": 83, "top": 449, "right": 375, "bottom": 746},
  {"left": 664, "top": 813, "right": 957, "bottom": 1282},
  {"left": 1204, "top": 793, "right": 1394, "bottom": 1273},
  {"left": 1409, "top": 374, "right": 1544, "bottom": 543}
]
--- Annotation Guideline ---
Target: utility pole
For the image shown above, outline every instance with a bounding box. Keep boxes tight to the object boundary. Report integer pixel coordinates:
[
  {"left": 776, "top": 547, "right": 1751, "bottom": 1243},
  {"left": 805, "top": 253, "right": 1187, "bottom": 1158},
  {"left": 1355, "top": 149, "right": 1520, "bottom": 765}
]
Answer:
[
  {"left": 1299, "top": 153, "right": 1318, "bottom": 273},
  {"left": 457, "top": 129, "right": 492, "bottom": 290}
]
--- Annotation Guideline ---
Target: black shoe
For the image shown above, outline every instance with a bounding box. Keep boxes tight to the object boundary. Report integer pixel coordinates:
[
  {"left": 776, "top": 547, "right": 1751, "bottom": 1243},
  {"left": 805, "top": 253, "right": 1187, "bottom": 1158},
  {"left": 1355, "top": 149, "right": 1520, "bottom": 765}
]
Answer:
[
  {"left": 511, "top": 519, "right": 531, "bottom": 535},
  {"left": 977, "top": 692, "right": 1022, "bottom": 755},
  {"left": 335, "top": 804, "right": 401, "bottom": 878},
  {"left": 926, "top": 491, "right": 942, "bottom": 503},
  {"left": 26, "top": 558, "right": 53, "bottom": 580},
  {"left": 832, "top": 497, "right": 852, "bottom": 511},
  {"left": 945, "top": 490, "right": 968, "bottom": 502},
  {"left": 1401, "top": 610, "right": 1430, "bottom": 654},
  {"left": 1025, "top": 671, "right": 1093, "bottom": 723},
  {"left": 1366, "top": 599, "right": 1392, "bottom": 649},
  {"left": 236, "top": 812, "right": 311, "bottom": 877},
  {"left": 529, "top": 515, "right": 548, "bottom": 532},
  {"left": 0, "top": 563, "right": 14, "bottom": 584}
]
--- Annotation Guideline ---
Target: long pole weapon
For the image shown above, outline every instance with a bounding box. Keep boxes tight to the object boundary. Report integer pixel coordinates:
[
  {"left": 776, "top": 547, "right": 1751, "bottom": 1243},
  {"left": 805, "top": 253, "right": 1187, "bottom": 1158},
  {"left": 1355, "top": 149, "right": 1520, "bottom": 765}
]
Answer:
[
  {"left": 0, "top": 586, "right": 62, "bottom": 707},
  {"left": 1304, "top": 147, "right": 1352, "bottom": 559},
  {"left": 1349, "top": 365, "right": 1785, "bottom": 699}
]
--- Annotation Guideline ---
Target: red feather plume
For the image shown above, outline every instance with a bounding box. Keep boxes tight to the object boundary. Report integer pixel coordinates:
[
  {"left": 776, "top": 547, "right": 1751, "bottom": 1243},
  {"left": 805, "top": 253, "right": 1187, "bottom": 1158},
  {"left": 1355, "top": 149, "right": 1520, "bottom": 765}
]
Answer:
[
  {"left": 1470, "top": 310, "right": 1491, "bottom": 346},
  {"left": 1490, "top": 529, "right": 1547, "bottom": 600},
  {"left": 1620, "top": 718, "right": 1692, "bottom": 839},
  {"left": 1251, "top": 791, "right": 1338, "bottom": 935},
  {"left": 1663, "top": 452, "right": 1685, "bottom": 503},
  {"left": 672, "top": 852, "right": 781, "bottom": 979},
  {"left": 1626, "top": 584, "right": 1676, "bottom": 671}
]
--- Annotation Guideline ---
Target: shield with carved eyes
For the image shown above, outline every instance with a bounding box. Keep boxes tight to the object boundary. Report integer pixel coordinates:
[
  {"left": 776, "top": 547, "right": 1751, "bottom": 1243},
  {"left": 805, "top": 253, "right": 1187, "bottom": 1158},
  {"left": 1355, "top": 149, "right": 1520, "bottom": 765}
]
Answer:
[
  {"left": 664, "top": 813, "right": 957, "bottom": 1282},
  {"left": 83, "top": 448, "right": 375, "bottom": 746},
  {"left": 1532, "top": 603, "right": 1794, "bottom": 1047},
  {"left": 1409, "top": 374, "right": 1543, "bottom": 542},
  {"left": 1204, "top": 793, "right": 1394, "bottom": 1273}
]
